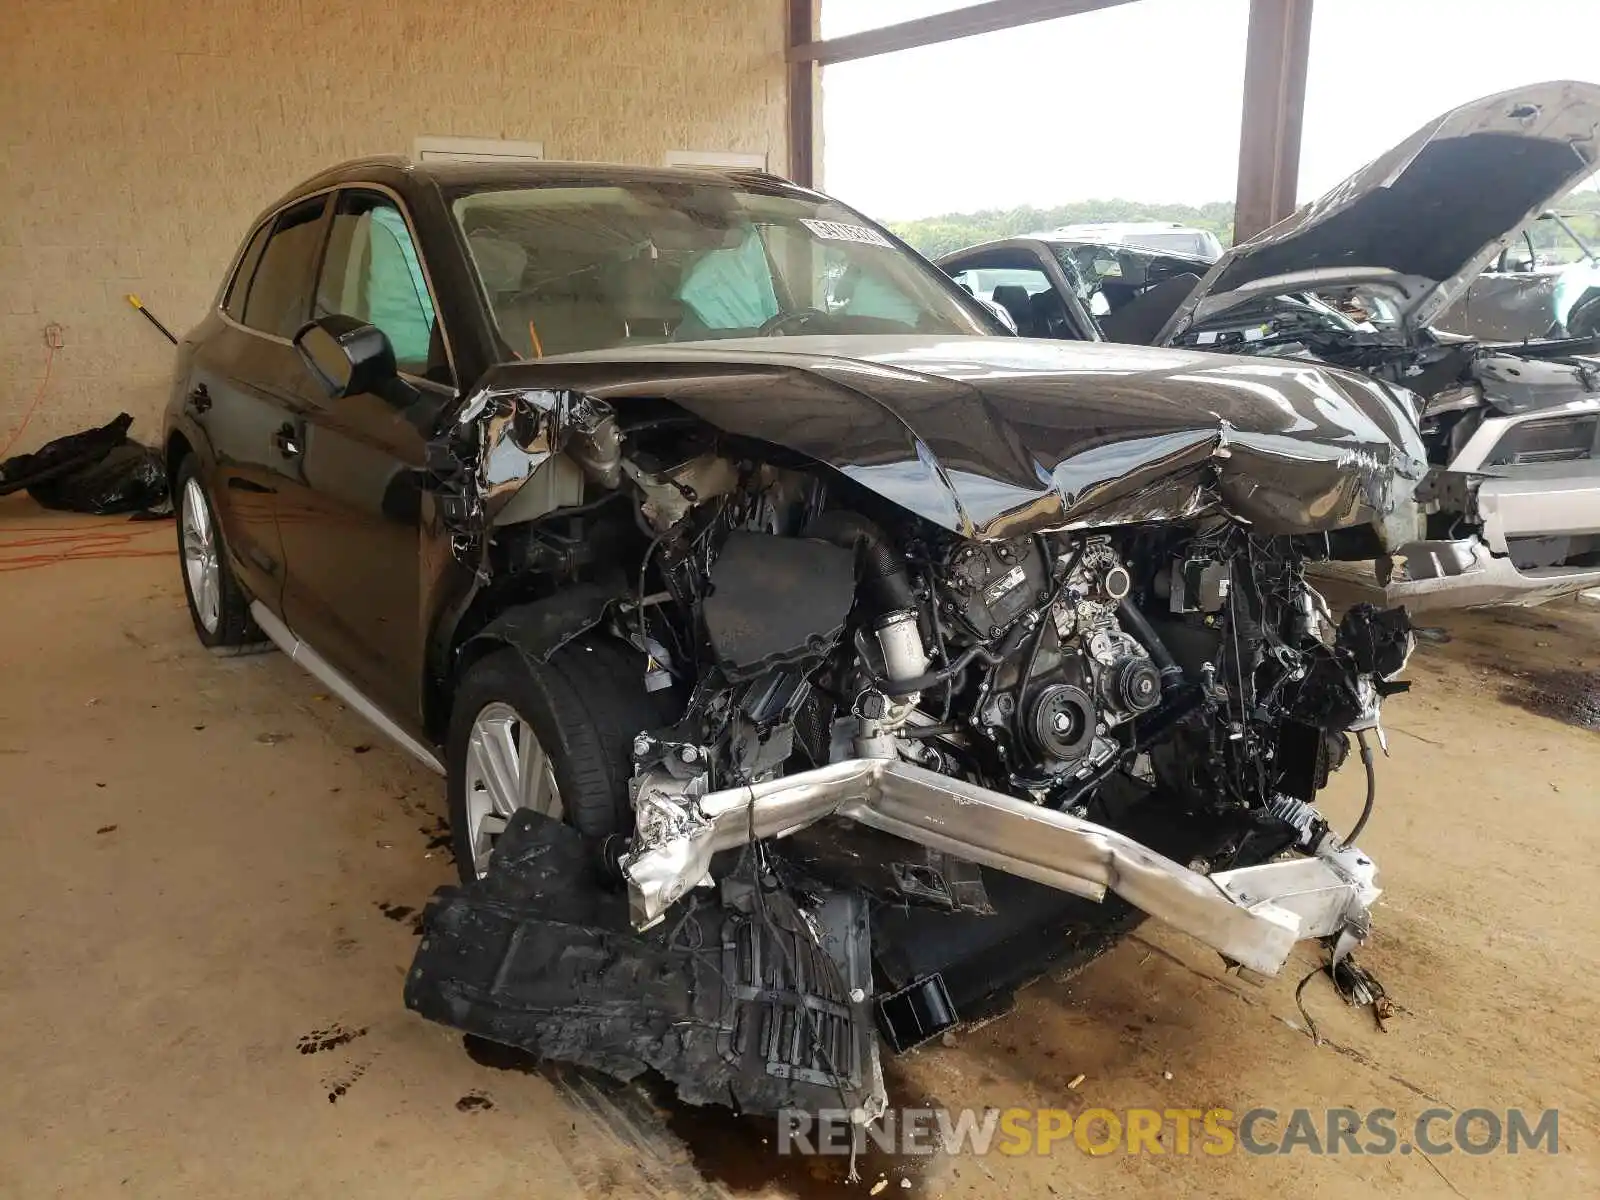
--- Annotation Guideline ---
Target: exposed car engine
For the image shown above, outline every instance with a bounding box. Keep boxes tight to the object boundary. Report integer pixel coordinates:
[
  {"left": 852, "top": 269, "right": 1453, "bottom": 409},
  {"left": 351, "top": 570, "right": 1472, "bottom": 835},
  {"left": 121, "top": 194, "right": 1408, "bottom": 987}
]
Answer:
[
  {"left": 615, "top": 446, "right": 1408, "bottom": 856},
  {"left": 410, "top": 377, "right": 1414, "bottom": 1125}
]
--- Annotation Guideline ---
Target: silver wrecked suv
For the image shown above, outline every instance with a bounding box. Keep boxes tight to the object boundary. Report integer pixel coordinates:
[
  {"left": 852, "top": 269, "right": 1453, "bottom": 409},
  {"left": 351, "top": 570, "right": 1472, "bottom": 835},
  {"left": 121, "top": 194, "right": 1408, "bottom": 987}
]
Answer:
[{"left": 942, "top": 81, "right": 1600, "bottom": 610}]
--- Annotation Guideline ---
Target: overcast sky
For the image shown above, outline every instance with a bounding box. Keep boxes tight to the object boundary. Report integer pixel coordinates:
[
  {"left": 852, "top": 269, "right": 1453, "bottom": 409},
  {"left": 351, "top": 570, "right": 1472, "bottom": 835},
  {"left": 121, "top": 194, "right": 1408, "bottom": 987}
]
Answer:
[{"left": 822, "top": 0, "right": 1600, "bottom": 219}]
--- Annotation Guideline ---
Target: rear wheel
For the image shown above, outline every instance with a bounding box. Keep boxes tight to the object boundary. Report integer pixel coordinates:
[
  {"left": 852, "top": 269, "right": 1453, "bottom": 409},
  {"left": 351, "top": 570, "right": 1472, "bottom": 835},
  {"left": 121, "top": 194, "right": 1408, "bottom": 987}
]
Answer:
[
  {"left": 445, "top": 639, "right": 675, "bottom": 883},
  {"left": 174, "top": 456, "right": 261, "bottom": 649}
]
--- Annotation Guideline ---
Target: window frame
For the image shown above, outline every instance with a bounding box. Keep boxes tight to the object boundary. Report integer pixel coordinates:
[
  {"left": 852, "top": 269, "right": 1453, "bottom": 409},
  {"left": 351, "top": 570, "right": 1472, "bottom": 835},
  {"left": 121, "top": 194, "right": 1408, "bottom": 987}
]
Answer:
[
  {"left": 233, "top": 194, "right": 332, "bottom": 341},
  {"left": 221, "top": 220, "right": 273, "bottom": 321},
  {"left": 940, "top": 242, "right": 1103, "bottom": 342},
  {"left": 217, "top": 182, "right": 457, "bottom": 388},
  {"left": 310, "top": 187, "right": 449, "bottom": 384}
]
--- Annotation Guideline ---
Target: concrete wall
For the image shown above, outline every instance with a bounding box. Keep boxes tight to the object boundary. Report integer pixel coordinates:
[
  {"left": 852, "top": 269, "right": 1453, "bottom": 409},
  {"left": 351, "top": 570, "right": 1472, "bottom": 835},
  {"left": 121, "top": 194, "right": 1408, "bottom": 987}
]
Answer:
[{"left": 0, "top": 0, "right": 787, "bottom": 452}]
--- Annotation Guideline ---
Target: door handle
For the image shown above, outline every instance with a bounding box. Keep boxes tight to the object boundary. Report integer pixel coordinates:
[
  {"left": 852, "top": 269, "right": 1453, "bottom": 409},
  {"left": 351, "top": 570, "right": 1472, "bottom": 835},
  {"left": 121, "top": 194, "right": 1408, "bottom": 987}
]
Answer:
[
  {"left": 272, "top": 423, "right": 302, "bottom": 459},
  {"left": 188, "top": 383, "right": 211, "bottom": 413}
]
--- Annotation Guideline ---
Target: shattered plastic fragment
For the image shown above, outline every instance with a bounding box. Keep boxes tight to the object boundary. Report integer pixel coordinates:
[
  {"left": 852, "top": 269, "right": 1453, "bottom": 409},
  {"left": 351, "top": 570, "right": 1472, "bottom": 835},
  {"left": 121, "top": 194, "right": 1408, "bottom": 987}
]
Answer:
[{"left": 405, "top": 810, "right": 887, "bottom": 1120}]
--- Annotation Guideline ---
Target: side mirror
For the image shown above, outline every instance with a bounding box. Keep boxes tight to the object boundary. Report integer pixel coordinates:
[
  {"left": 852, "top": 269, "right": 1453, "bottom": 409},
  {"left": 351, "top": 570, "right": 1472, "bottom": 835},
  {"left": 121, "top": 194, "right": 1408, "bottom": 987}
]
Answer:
[{"left": 293, "top": 315, "right": 396, "bottom": 399}]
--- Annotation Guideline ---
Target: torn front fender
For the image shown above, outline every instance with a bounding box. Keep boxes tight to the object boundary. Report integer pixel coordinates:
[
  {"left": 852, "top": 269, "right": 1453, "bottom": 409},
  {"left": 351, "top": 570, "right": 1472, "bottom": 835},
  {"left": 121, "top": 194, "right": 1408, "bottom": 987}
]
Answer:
[
  {"left": 431, "top": 380, "right": 622, "bottom": 554},
  {"left": 460, "top": 583, "right": 628, "bottom": 667}
]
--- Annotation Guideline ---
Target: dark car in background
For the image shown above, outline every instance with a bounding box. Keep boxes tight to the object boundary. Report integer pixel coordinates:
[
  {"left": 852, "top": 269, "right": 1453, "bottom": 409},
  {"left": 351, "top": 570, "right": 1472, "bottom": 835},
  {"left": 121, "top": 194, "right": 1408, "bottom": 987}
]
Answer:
[
  {"left": 164, "top": 157, "right": 1419, "bottom": 1122},
  {"left": 943, "top": 234, "right": 1214, "bottom": 345}
]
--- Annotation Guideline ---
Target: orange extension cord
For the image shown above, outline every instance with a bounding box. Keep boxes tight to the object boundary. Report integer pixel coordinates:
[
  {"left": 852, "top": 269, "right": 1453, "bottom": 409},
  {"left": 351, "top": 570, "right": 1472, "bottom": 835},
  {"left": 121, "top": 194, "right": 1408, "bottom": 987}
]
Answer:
[
  {"left": 0, "top": 519, "right": 171, "bottom": 573},
  {"left": 1, "top": 342, "right": 176, "bottom": 572},
  {"left": 0, "top": 342, "right": 57, "bottom": 460}
]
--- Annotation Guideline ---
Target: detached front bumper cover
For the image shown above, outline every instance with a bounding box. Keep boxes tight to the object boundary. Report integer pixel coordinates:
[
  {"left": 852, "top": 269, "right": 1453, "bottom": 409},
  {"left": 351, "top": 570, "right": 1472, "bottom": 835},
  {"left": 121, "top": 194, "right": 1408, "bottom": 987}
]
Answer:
[
  {"left": 1386, "top": 535, "right": 1600, "bottom": 610},
  {"left": 622, "top": 758, "right": 1380, "bottom": 978}
]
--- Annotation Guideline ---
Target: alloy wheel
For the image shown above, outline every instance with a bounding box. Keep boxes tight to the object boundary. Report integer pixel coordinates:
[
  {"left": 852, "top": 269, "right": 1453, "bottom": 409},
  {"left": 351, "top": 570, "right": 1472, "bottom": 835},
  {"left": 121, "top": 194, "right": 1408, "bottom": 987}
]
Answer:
[
  {"left": 181, "top": 477, "right": 221, "bottom": 633},
  {"left": 462, "top": 701, "right": 562, "bottom": 877}
]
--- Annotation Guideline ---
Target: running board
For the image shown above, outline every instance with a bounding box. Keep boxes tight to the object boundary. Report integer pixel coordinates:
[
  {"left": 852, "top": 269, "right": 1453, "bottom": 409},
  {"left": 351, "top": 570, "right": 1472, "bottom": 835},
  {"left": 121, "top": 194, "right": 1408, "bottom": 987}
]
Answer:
[{"left": 248, "top": 601, "right": 445, "bottom": 775}]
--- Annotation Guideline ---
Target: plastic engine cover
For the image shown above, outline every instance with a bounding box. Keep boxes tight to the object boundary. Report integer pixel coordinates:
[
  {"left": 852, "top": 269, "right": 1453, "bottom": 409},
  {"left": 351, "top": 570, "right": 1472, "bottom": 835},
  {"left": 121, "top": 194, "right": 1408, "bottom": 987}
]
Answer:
[{"left": 702, "top": 531, "right": 856, "bottom": 683}]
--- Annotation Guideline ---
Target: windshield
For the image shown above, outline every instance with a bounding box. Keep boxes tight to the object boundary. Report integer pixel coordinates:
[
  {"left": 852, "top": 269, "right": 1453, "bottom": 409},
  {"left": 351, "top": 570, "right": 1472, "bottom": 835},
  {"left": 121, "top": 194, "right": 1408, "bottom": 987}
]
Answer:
[
  {"left": 1047, "top": 243, "right": 1208, "bottom": 317},
  {"left": 449, "top": 181, "right": 994, "bottom": 358}
]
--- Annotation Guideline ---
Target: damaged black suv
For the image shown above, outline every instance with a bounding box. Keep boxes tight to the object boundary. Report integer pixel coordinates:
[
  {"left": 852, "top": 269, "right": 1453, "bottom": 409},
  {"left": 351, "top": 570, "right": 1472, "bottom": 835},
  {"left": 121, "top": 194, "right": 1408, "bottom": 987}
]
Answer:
[{"left": 165, "top": 158, "right": 1422, "bottom": 1120}]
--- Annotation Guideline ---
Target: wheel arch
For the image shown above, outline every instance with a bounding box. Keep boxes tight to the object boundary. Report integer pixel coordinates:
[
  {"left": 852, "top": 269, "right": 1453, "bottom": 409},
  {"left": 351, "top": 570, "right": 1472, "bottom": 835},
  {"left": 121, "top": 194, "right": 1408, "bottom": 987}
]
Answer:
[
  {"left": 165, "top": 428, "right": 195, "bottom": 482},
  {"left": 425, "top": 582, "right": 628, "bottom": 743}
]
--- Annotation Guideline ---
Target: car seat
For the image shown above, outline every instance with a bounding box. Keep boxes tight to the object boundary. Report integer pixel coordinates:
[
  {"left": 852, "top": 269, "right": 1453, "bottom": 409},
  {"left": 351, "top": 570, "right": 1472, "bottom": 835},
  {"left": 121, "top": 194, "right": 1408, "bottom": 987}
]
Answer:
[
  {"left": 989, "top": 285, "right": 1035, "bottom": 335},
  {"left": 1096, "top": 274, "right": 1202, "bottom": 346},
  {"left": 1028, "top": 288, "right": 1078, "bottom": 339}
]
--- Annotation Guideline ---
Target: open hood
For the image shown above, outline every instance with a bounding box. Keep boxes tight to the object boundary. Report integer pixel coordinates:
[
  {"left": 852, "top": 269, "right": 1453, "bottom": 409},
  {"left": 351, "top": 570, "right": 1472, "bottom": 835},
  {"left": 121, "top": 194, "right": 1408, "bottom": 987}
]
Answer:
[{"left": 1159, "top": 81, "right": 1600, "bottom": 344}]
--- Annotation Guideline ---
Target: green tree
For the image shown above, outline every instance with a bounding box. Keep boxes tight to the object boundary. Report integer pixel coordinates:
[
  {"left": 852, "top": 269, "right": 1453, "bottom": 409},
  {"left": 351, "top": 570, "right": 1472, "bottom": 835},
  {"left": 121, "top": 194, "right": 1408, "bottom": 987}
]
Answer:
[
  {"left": 891, "top": 199, "right": 1236, "bottom": 258},
  {"left": 891, "top": 190, "right": 1600, "bottom": 261}
]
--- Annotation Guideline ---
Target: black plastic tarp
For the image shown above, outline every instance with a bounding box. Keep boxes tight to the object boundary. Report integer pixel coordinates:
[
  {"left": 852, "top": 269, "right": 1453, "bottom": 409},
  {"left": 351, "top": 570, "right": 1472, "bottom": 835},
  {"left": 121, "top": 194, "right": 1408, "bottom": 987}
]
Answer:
[{"left": 0, "top": 412, "right": 169, "bottom": 515}]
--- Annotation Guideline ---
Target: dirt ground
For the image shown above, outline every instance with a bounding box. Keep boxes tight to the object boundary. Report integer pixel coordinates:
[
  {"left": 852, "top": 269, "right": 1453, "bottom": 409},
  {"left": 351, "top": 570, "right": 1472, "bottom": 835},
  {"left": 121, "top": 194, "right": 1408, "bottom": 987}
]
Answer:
[{"left": 2, "top": 495, "right": 1597, "bottom": 1198}]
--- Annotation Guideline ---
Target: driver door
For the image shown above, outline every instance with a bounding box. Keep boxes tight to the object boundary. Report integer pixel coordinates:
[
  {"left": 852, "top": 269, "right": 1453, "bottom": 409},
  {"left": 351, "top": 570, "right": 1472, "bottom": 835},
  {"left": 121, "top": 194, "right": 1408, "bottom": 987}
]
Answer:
[
  {"left": 1447, "top": 231, "right": 1546, "bottom": 339},
  {"left": 276, "top": 188, "right": 455, "bottom": 732}
]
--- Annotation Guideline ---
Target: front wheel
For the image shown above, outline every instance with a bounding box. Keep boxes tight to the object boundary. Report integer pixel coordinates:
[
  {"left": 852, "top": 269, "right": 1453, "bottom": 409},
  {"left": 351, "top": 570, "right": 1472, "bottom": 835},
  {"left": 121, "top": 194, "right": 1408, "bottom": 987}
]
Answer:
[
  {"left": 174, "top": 456, "right": 261, "bottom": 649},
  {"left": 445, "top": 640, "right": 676, "bottom": 883}
]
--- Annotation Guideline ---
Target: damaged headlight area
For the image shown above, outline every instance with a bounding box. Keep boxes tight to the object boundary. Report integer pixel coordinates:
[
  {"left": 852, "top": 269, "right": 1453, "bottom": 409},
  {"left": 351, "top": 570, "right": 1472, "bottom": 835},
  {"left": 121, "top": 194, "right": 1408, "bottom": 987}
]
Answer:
[{"left": 410, "top": 382, "right": 1416, "bottom": 1124}]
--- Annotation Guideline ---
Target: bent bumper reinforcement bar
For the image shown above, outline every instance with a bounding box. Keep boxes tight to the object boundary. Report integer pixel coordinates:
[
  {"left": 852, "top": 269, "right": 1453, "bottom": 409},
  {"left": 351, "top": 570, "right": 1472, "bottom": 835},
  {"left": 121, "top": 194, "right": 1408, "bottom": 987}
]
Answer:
[{"left": 621, "top": 758, "right": 1379, "bottom": 977}]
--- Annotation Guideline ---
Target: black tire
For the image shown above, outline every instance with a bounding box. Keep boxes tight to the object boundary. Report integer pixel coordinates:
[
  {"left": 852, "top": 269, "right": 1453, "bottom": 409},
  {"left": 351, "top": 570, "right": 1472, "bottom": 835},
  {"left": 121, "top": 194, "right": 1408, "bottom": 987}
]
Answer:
[
  {"left": 173, "top": 455, "right": 262, "bottom": 650},
  {"left": 445, "top": 638, "right": 676, "bottom": 883}
]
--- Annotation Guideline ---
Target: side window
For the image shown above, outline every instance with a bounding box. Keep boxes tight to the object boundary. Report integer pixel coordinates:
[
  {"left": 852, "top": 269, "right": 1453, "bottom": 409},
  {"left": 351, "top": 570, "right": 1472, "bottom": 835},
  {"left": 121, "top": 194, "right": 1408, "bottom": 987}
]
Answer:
[
  {"left": 950, "top": 265, "right": 1055, "bottom": 328},
  {"left": 240, "top": 196, "right": 328, "bottom": 338},
  {"left": 960, "top": 265, "right": 1054, "bottom": 301},
  {"left": 222, "top": 221, "right": 272, "bottom": 320},
  {"left": 314, "top": 190, "right": 441, "bottom": 378}
]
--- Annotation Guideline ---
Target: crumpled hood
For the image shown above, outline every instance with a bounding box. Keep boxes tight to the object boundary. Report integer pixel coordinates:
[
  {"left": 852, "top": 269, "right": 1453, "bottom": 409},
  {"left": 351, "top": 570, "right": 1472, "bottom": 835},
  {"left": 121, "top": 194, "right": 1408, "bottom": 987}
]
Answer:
[
  {"left": 1160, "top": 81, "right": 1600, "bottom": 344},
  {"left": 461, "top": 335, "right": 1427, "bottom": 544}
]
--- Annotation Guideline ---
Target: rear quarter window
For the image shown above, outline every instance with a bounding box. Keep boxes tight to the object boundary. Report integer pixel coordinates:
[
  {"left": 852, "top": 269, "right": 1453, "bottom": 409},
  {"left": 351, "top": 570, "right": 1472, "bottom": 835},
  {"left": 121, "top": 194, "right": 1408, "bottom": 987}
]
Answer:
[
  {"left": 239, "top": 196, "right": 329, "bottom": 338},
  {"left": 222, "top": 222, "right": 272, "bottom": 320}
]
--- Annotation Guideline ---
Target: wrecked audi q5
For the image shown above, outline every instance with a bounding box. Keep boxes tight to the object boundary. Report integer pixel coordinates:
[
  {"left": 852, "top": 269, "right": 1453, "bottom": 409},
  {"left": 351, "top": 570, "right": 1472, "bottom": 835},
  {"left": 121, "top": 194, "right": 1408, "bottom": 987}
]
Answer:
[{"left": 164, "top": 159, "right": 1425, "bottom": 1122}]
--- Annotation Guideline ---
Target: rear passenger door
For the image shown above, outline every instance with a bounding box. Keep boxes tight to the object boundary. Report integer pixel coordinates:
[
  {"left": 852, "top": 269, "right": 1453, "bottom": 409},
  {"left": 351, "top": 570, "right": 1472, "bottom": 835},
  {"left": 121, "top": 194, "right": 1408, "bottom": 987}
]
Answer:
[
  {"left": 188, "top": 194, "right": 331, "bottom": 609},
  {"left": 275, "top": 188, "right": 455, "bottom": 731}
]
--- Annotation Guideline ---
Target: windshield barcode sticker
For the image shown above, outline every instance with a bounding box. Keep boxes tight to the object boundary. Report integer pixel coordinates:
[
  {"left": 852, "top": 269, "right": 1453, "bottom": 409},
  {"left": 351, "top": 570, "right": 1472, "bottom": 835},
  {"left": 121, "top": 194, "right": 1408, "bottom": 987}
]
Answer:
[{"left": 801, "top": 219, "right": 892, "bottom": 248}]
